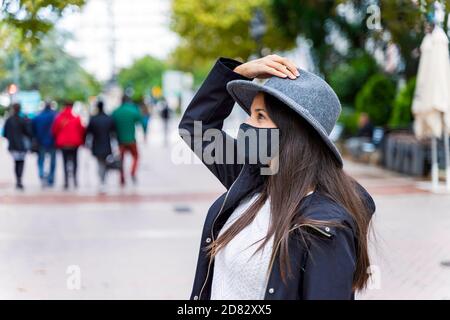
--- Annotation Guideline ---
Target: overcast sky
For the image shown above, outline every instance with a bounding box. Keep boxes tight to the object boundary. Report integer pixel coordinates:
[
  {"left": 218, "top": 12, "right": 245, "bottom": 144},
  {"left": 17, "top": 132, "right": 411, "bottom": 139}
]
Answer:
[{"left": 58, "top": 0, "right": 179, "bottom": 81}]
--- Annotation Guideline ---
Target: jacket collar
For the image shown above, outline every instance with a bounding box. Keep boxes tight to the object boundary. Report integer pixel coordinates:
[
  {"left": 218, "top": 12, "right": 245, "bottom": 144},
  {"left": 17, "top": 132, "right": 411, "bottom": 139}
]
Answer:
[
  {"left": 211, "top": 164, "right": 267, "bottom": 238},
  {"left": 219, "top": 164, "right": 266, "bottom": 216}
]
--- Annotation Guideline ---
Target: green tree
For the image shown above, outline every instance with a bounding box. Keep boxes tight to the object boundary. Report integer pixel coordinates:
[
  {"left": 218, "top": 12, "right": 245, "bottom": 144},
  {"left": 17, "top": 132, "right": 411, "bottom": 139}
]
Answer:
[
  {"left": 1, "top": 0, "right": 87, "bottom": 87},
  {"left": 389, "top": 77, "right": 416, "bottom": 128},
  {"left": 271, "top": 0, "right": 449, "bottom": 80},
  {"left": 1, "top": 0, "right": 86, "bottom": 44},
  {"left": 117, "top": 56, "right": 166, "bottom": 101},
  {"left": 170, "top": 0, "right": 296, "bottom": 71},
  {"left": 328, "top": 52, "right": 378, "bottom": 105},
  {"left": 271, "top": 0, "right": 370, "bottom": 76},
  {"left": 0, "top": 31, "right": 101, "bottom": 102},
  {"left": 355, "top": 73, "right": 396, "bottom": 126},
  {"left": 379, "top": 0, "right": 450, "bottom": 79},
  {"left": 0, "top": 20, "right": 22, "bottom": 52}
]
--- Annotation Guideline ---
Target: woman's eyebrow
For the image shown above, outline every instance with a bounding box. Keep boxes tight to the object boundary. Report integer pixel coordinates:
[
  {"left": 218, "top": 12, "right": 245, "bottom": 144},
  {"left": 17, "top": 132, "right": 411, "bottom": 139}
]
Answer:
[{"left": 254, "top": 108, "right": 266, "bottom": 112}]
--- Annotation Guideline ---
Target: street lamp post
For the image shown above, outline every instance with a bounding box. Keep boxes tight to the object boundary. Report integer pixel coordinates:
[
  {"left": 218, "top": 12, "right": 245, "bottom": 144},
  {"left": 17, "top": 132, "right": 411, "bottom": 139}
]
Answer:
[{"left": 250, "top": 8, "right": 267, "bottom": 58}]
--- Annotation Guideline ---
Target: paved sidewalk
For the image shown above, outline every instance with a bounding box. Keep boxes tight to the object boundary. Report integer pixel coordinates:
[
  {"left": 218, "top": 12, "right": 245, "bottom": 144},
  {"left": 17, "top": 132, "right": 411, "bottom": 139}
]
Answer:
[
  {"left": 0, "top": 117, "right": 449, "bottom": 299},
  {"left": 338, "top": 162, "right": 450, "bottom": 299}
]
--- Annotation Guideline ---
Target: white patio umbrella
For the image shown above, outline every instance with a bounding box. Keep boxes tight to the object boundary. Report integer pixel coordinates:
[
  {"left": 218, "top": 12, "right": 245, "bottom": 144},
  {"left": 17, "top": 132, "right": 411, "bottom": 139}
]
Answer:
[{"left": 412, "top": 25, "right": 450, "bottom": 191}]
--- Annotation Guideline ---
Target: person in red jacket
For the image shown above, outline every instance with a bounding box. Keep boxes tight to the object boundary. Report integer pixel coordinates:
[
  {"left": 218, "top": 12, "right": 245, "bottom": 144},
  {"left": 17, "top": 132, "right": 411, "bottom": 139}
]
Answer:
[{"left": 52, "top": 102, "right": 85, "bottom": 189}]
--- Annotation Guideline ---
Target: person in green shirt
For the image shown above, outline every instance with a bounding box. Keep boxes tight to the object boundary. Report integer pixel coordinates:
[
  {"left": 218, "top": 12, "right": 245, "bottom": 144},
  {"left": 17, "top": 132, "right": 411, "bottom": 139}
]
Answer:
[{"left": 112, "top": 95, "right": 143, "bottom": 186}]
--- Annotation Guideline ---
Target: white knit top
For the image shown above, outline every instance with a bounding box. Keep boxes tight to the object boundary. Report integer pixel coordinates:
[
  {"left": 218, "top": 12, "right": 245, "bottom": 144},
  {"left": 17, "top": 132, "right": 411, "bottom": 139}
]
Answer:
[
  {"left": 210, "top": 190, "right": 315, "bottom": 300},
  {"left": 210, "top": 192, "right": 273, "bottom": 300}
]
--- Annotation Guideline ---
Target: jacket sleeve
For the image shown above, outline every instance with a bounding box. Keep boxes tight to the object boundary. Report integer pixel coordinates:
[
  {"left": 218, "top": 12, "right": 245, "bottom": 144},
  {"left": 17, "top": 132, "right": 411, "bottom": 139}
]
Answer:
[
  {"left": 21, "top": 118, "right": 32, "bottom": 138},
  {"left": 2, "top": 119, "right": 9, "bottom": 139},
  {"left": 110, "top": 118, "right": 117, "bottom": 138},
  {"left": 134, "top": 108, "right": 144, "bottom": 129},
  {"left": 178, "top": 57, "right": 253, "bottom": 189},
  {"left": 355, "top": 181, "right": 376, "bottom": 216},
  {"left": 31, "top": 118, "right": 37, "bottom": 136},
  {"left": 301, "top": 226, "right": 356, "bottom": 300},
  {"left": 85, "top": 119, "right": 93, "bottom": 142},
  {"left": 77, "top": 117, "right": 86, "bottom": 138},
  {"left": 51, "top": 115, "right": 59, "bottom": 137}
]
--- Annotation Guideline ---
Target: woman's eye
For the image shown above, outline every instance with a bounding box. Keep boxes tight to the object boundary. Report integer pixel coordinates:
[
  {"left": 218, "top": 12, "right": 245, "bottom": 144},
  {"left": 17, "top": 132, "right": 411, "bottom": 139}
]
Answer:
[{"left": 257, "top": 113, "right": 265, "bottom": 120}]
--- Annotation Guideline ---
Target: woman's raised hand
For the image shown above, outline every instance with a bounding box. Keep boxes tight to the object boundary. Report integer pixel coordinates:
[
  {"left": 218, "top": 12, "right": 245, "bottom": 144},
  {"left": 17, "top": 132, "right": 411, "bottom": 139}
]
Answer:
[{"left": 233, "top": 54, "right": 300, "bottom": 80}]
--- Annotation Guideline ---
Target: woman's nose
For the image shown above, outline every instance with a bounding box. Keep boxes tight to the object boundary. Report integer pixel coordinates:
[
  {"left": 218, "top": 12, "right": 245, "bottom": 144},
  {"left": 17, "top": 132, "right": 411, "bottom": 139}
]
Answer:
[{"left": 244, "top": 117, "right": 258, "bottom": 127}]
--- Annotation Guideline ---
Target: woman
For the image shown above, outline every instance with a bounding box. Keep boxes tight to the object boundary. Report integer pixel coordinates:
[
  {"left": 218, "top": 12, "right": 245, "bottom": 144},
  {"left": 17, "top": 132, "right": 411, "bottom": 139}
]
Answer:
[
  {"left": 2, "top": 103, "right": 32, "bottom": 190},
  {"left": 179, "top": 55, "right": 376, "bottom": 300},
  {"left": 52, "top": 101, "right": 85, "bottom": 189}
]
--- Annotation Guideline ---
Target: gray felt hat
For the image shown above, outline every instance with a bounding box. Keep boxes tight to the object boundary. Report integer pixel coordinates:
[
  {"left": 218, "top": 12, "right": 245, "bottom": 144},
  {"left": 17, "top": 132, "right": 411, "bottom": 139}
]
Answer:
[{"left": 227, "top": 69, "right": 343, "bottom": 167}]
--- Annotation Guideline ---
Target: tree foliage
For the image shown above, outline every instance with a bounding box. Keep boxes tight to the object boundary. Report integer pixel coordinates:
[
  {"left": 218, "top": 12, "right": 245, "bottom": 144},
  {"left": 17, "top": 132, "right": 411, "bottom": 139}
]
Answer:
[
  {"left": 328, "top": 52, "right": 378, "bottom": 105},
  {"left": 1, "top": 0, "right": 85, "bottom": 44},
  {"left": 270, "top": 0, "right": 450, "bottom": 79},
  {"left": 117, "top": 55, "right": 167, "bottom": 101},
  {"left": 355, "top": 73, "right": 396, "bottom": 126},
  {"left": 271, "top": 0, "right": 370, "bottom": 76},
  {"left": 389, "top": 77, "right": 416, "bottom": 128},
  {"left": 170, "top": 0, "right": 296, "bottom": 71},
  {"left": 0, "top": 31, "right": 101, "bottom": 102},
  {"left": 378, "top": 0, "right": 447, "bottom": 78}
]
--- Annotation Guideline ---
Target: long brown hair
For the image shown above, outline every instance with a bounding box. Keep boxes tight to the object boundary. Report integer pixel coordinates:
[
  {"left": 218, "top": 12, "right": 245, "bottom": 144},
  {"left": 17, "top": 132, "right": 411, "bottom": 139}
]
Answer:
[{"left": 207, "top": 93, "right": 372, "bottom": 291}]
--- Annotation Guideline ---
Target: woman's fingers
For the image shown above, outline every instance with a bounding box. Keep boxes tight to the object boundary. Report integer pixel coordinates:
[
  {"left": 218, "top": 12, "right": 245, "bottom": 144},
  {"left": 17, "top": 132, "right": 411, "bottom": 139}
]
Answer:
[
  {"left": 240, "top": 54, "right": 300, "bottom": 79},
  {"left": 267, "top": 55, "right": 300, "bottom": 77},
  {"left": 285, "top": 59, "right": 300, "bottom": 76},
  {"left": 261, "top": 65, "right": 288, "bottom": 78},
  {"left": 265, "top": 59, "right": 297, "bottom": 79}
]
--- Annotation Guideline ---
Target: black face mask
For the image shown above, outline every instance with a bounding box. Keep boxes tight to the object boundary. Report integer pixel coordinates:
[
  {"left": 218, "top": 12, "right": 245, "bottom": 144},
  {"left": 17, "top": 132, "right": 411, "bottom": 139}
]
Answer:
[{"left": 236, "top": 122, "right": 279, "bottom": 167}]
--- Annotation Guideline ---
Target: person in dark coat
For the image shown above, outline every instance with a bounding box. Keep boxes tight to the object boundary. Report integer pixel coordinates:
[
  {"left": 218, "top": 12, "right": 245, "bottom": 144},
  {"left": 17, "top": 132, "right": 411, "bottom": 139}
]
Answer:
[
  {"left": 2, "top": 103, "right": 32, "bottom": 190},
  {"left": 159, "top": 97, "right": 171, "bottom": 147},
  {"left": 85, "top": 100, "right": 116, "bottom": 193},
  {"left": 32, "top": 101, "right": 57, "bottom": 187},
  {"left": 179, "top": 56, "right": 376, "bottom": 300}
]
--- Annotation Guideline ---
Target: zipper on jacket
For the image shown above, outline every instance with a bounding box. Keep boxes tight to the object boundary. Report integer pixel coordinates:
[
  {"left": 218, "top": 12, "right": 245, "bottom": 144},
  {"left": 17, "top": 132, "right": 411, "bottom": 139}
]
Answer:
[
  {"left": 266, "top": 223, "right": 333, "bottom": 282},
  {"left": 291, "top": 223, "right": 333, "bottom": 238},
  {"left": 198, "top": 165, "right": 246, "bottom": 300}
]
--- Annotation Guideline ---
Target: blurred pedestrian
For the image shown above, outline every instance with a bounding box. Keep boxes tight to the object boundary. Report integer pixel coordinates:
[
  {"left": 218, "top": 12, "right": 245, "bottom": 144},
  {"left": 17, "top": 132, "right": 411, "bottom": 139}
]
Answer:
[
  {"left": 112, "top": 95, "right": 143, "bottom": 186},
  {"left": 160, "top": 97, "right": 171, "bottom": 147},
  {"left": 140, "top": 102, "right": 152, "bottom": 143},
  {"left": 356, "top": 112, "right": 374, "bottom": 138},
  {"left": 345, "top": 112, "right": 374, "bottom": 159},
  {"left": 52, "top": 101, "right": 85, "bottom": 190},
  {"left": 32, "top": 101, "right": 57, "bottom": 187},
  {"left": 86, "top": 100, "right": 116, "bottom": 194},
  {"left": 2, "top": 103, "right": 32, "bottom": 190}
]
